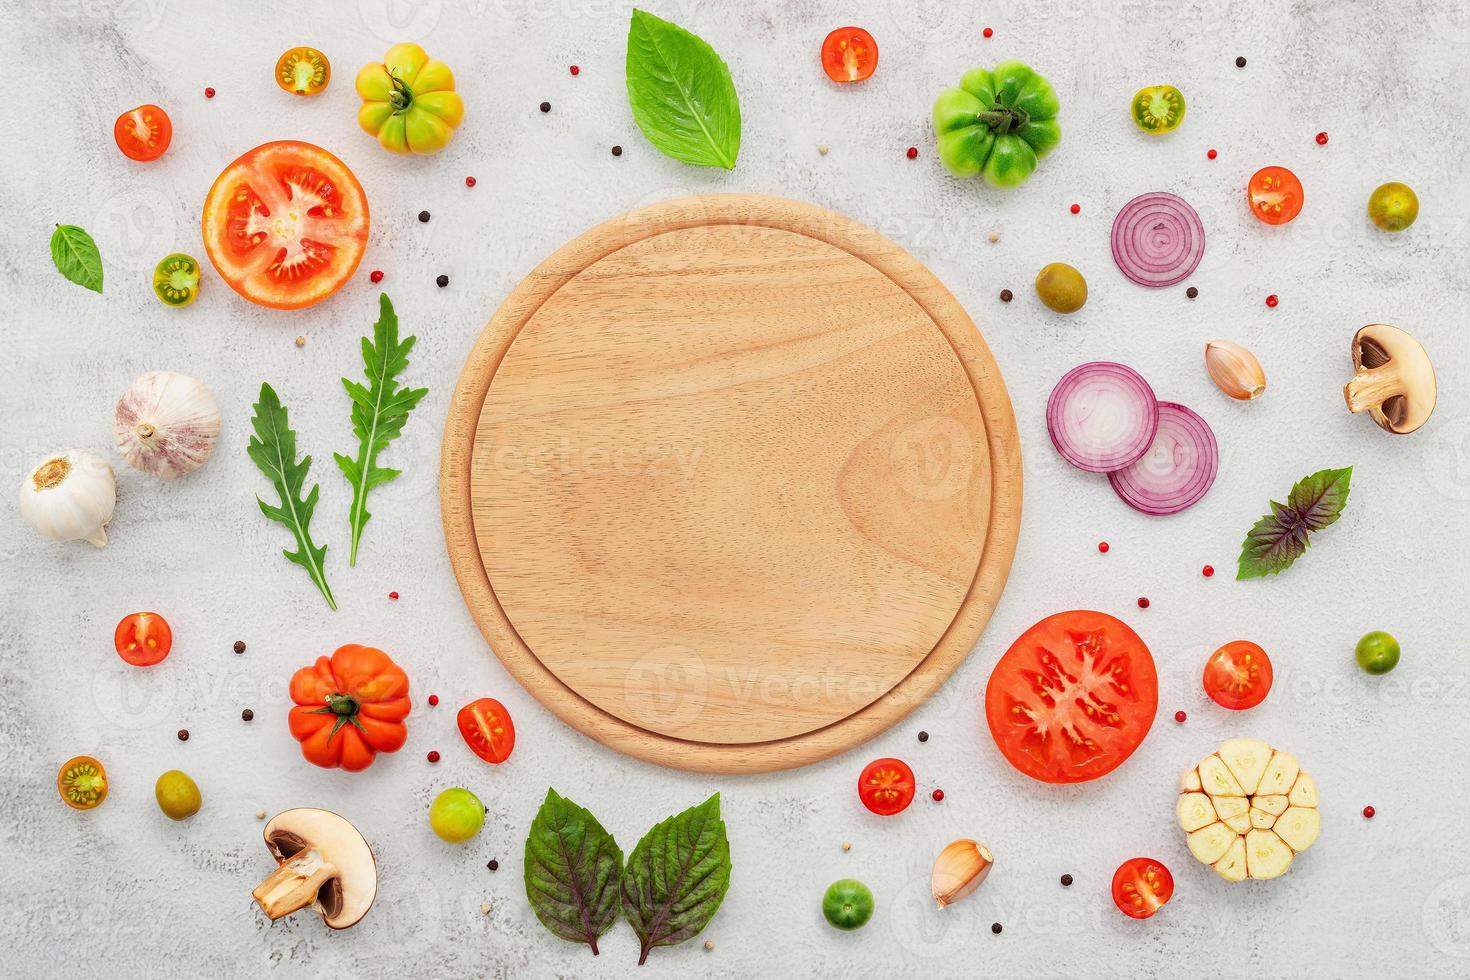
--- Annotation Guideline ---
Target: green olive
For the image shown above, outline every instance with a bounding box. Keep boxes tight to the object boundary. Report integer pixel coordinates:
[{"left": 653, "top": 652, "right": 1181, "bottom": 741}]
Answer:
[
  {"left": 1367, "top": 182, "right": 1418, "bottom": 232},
  {"left": 1355, "top": 630, "right": 1400, "bottom": 675},
  {"left": 822, "top": 878, "right": 874, "bottom": 930},
  {"left": 155, "top": 769, "right": 201, "bottom": 820},
  {"left": 1035, "top": 262, "right": 1087, "bottom": 313}
]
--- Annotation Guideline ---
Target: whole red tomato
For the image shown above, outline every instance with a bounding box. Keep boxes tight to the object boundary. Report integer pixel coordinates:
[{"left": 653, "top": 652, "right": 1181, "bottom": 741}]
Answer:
[
  {"left": 457, "top": 698, "right": 515, "bottom": 763},
  {"left": 288, "top": 644, "right": 410, "bottom": 771}
]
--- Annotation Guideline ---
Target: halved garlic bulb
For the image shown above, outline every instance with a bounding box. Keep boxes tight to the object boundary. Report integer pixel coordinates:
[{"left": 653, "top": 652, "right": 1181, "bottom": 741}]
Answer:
[
  {"left": 19, "top": 451, "right": 116, "bottom": 546},
  {"left": 114, "top": 371, "right": 221, "bottom": 479}
]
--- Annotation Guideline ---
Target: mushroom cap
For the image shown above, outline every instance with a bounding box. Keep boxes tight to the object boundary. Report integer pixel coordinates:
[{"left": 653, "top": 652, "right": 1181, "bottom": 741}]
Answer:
[
  {"left": 1349, "top": 323, "right": 1436, "bottom": 434},
  {"left": 262, "top": 808, "right": 377, "bottom": 929}
]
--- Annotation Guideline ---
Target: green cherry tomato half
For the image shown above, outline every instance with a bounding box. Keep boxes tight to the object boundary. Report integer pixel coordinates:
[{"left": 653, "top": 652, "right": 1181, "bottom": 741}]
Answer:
[
  {"left": 1355, "top": 630, "right": 1401, "bottom": 675},
  {"left": 429, "top": 787, "right": 485, "bottom": 843},
  {"left": 155, "top": 770, "right": 202, "bottom": 821},
  {"left": 153, "top": 253, "right": 201, "bottom": 307},
  {"left": 1367, "top": 182, "right": 1418, "bottom": 232},
  {"left": 822, "top": 878, "right": 874, "bottom": 930},
  {"left": 1131, "top": 85, "right": 1185, "bottom": 134}
]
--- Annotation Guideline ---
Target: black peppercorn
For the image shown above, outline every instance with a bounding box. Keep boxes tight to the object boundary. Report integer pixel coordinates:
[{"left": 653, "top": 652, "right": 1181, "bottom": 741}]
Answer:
[
  {"left": 540, "top": 101, "right": 550, "bottom": 113},
  {"left": 611, "top": 145, "right": 623, "bottom": 157},
  {"left": 999, "top": 289, "right": 1013, "bottom": 303},
  {"left": 1060, "top": 873, "right": 1073, "bottom": 887},
  {"left": 177, "top": 729, "right": 189, "bottom": 741},
  {"left": 991, "top": 923, "right": 1002, "bottom": 934},
  {"left": 917, "top": 731, "right": 929, "bottom": 742},
  {"left": 487, "top": 859, "right": 500, "bottom": 871},
  {"left": 1235, "top": 56, "right": 1246, "bottom": 68},
  {"left": 233, "top": 640, "right": 246, "bottom": 653},
  {"left": 1186, "top": 286, "right": 1198, "bottom": 299},
  {"left": 242, "top": 709, "right": 254, "bottom": 722},
  {"left": 418, "top": 210, "right": 431, "bottom": 223},
  {"left": 436, "top": 274, "right": 449, "bottom": 288}
]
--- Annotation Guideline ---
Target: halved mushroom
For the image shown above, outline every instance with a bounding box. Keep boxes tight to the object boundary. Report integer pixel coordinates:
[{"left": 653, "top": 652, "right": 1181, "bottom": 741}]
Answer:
[
  {"left": 1344, "top": 324, "right": 1436, "bottom": 434},
  {"left": 252, "top": 808, "right": 376, "bottom": 930}
]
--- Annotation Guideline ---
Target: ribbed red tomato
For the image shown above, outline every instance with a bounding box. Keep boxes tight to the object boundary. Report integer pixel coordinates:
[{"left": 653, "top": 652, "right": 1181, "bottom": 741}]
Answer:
[{"left": 985, "top": 610, "right": 1158, "bottom": 784}]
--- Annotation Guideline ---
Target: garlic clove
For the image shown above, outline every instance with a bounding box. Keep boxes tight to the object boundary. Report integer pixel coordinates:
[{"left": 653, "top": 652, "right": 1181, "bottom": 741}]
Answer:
[
  {"left": 1205, "top": 340, "right": 1266, "bottom": 401},
  {"left": 931, "top": 838, "right": 994, "bottom": 909},
  {"left": 114, "top": 371, "right": 221, "bottom": 479},
  {"left": 18, "top": 451, "right": 116, "bottom": 547}
]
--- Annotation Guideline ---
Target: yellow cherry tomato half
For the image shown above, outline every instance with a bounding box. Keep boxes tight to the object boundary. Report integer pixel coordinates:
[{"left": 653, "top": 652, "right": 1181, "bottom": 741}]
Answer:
[
  {"left": 1247, "top": 166, "right": 1304, "bottom": 225},
  {"left": 58, "top": 756, "right": 109, "bottom": 810},
  {"left": 276, "top": 46, "right": 331, "bottom": 96}
]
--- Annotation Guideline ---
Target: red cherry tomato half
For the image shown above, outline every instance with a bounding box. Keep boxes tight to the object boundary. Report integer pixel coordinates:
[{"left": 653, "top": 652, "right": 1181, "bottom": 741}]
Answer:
[
  {"left": 456, "top": 698, "right": 515, "bottom": 763},
  {"left": 821, "top": 27, "right": 878, "bottom": 83},
  {"left": 113, "top": 105, "right": 172, "bottom": 162},
  {"left": 985, "top": 610, "right": 1158, "bottom": 784},
  {"left": 857, "top": 757, "right": 915, "bottom": 815},
  {"left": 1203, "top": 640, "right": 1273, "bottom": 710},
  {"left": 114, "top": 612, "right": 172, "bottom": 666},
  {"left": 1247, "top": 166, "right": 1304, "bottom": 225},
  {"left": 1111, "top": 857, "right": 1174, "bottom": 919}
]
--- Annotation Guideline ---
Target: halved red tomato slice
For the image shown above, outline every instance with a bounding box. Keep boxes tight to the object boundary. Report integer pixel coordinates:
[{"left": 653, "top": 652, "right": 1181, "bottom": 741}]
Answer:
[
  {"left": 1203, "top": 640, "right": 1273, "bottom": 710},
  {"left": 114, "top": 104, "right": 172, "bottom": 162},
  {"left": 1111, "top": 857, "right": 1173, "bottom": 919},
  {"left": 984, "top": 610, "right": 1158, "bottom": 784},
  {"left": 201, "top": 141, "right": 369, "bottom": 310}
]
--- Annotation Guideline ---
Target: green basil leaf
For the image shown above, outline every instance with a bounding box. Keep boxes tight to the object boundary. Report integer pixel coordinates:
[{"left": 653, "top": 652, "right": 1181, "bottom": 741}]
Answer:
[
  {"left": 622, "top": 792, "right": 731, "bottom": 964},
  {"left": 1286, "top": 466, "right": 1353, "bottom": 532},
  {"left": 524, "top": 789, "right": 624, "bottom": 955},
  {"left": 625, "top": 8, "right": 740, "bottom": 169},
  {"left": 1237, "top": 466, "right": 1353, "bottom": 580},
  {"left": 50, "top": 224, "right": 103, "bottom": 293}
]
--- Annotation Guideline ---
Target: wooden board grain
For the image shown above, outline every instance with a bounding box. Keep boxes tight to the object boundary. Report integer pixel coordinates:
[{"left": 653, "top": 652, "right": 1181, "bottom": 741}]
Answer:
[{"left": 441, "top": 194, "right": 1021, "bottom": 773}]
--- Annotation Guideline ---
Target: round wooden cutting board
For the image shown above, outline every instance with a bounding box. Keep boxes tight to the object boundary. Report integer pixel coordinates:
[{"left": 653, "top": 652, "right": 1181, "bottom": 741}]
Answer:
[{"left": 441, "top": 194, "right": 1021, "bottom": 773}]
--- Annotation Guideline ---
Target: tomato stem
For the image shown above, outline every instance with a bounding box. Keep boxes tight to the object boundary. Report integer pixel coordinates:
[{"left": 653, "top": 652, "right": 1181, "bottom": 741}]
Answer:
[
  {"left": 977, "top": 103, "right": 1030, "bottom": 135},
  {"left": 388, "top": 73, "right": 414, "bottom": 113}
]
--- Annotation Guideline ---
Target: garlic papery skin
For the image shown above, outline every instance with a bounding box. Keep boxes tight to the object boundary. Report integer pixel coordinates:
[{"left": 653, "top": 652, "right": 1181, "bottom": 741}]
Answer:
[
  {"left": 114, "top": 371, "right": 221, "bottom": 479},
  {"left": 18, "top": 451, "right": 116, "bottom": 547},
  {"left": 931, "top": 839, "right": 994, "bottom": 909},
  {"left": 1205, "top": 340, "right": 1267, "bottom": 401}
]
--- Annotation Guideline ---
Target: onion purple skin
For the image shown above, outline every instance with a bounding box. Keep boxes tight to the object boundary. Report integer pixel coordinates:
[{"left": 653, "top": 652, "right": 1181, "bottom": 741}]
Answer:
[
  {"left": 1046, "top": 362, "right": 1159, "bottom": 473},
  {"left": 1108, "top": 402, "right": 1218, "bottom": 515},
  {"left": 1111, "top": 192, "right": 1205, "bottom": 288}
]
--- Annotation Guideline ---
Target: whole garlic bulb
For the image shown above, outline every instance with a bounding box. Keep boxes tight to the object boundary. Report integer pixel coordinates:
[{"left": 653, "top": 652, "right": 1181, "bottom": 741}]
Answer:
[
  {"left": 19, "top": 451, "right": 116, "bottom": 546},
  {"left": 114, "top": 371, "right": 221, "bottom": 479}
]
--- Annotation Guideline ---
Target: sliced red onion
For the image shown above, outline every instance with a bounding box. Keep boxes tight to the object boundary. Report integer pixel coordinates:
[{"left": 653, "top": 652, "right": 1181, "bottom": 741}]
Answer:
[
  {"left": 1108, "top": 402, "right": 1218, "bottom": 515},
  {"left": 1046, "top": 362, "right": 1160, "bottom": 473},
  {"left": 1111, "top": 192, "right": 1205, "bottom": 287}
]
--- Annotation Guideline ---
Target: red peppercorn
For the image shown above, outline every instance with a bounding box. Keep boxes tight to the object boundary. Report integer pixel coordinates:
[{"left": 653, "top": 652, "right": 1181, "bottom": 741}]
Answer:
[
  {"left": 427, "top": 750, "right": 440, "bottom": 763},
  {"left": 1202, "top": 564, "right": 1215, "bottom": 577},
  {"left": 931, "top": 789, "right": 945, "bottom": 802},
  {"left": 982, "top": 27, "right": 994, "bottom": 38},
  {"left": 1363, "top": 805, "right": 1375, "bottom": 819},
  {"left": 1175, "top": 710, "right": 1187, "bottom": 723},
  {"left": 1137, "top": 597, "right": 1150, "bottom": 609},
  {"left": 465, "top": 176, "right": 477, "bottom": 187},
  {"left": 1098, "top": 541, "right": 1110, "bottom": 553},
  {"left": 1315, "top": 132, "right": 1328, "bottom": 145},
  {"left": 428, "top": 694, "right": 439, "bottom": 707},
  {"left": 389, "top": 591, "right": 399, "bottom": 600},
  {"left": 1207, "top": 148, "right": 1217, "bottom": 160},
  {"left": 1266, "top": 294, "right": 1279, "bottom": 308},
  {"left": 205, "top": 87, "right": 216, "bottom": 99},
  {"left": 369, "top": 270, "right": 384, "bottom": 284},
  {"left": 1069, "top": 203, "right": 1080, "bottom": 214},
  {"left": 906, "top": 146, "right": 918, "bottom": 160},
  {"left": 569, "top": 65, "right": 580, "bottom": 76}
]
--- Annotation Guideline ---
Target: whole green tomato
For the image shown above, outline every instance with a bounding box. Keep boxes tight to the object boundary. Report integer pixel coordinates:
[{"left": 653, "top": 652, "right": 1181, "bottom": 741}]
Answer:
[
  {"left": 822, "top": 878, "right": 874, "bottom": 930},
  {"left": 1355, "top": 630, "right": 1400, "bottom": 675},
  {"left": 1367, "top": 182, "right": 1418, "bottom": 232},
  {"left": 429, "top": 787, "right": 485, "bottom": 843},
  {"left": 932, "top": 61, "right": 1061, "bottom": 188}
]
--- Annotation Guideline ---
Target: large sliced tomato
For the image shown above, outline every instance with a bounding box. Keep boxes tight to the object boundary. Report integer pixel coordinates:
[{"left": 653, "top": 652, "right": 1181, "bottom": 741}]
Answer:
[
  {"left": 984, "top": 610, "right": 1158, "bottom": 784},
  {"left": 201, "top": 141, "right": 369, "bottom": 310}
]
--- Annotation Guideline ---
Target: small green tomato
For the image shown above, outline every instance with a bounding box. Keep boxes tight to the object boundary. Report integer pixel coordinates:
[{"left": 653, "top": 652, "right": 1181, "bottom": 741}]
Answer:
[
  {"left": 429, "top": 787, "right": 485, "bottom": 843},
  {"left": 822, "top": 878, "right": 874, "bottom": 931},
  {"left": 1355, "top": 631, "right": 1400, "bottom": 675},
  {"left": 1367, "top": 182, "right": 1418, "bottom": 232}
]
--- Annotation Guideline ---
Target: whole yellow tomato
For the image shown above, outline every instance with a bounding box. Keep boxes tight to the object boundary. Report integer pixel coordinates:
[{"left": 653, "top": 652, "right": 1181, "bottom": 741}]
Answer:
[{"left": 356, "top": 43, "right": 464, "bottom": 155}]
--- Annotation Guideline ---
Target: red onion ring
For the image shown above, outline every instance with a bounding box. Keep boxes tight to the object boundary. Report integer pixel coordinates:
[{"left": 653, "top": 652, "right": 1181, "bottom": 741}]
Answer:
[
  {"left": 1046, "top": 362, "right": 1160, "bottom": 473},
  {"left": 1108, "top": 402, "right": 1218, "bottom": 515},
  {"left": 1111, "top": 192, "right": 1205, "bottom": 287}
]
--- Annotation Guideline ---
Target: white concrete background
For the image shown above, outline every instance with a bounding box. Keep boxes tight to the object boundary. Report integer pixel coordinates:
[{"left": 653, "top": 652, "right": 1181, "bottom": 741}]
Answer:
[{"left": 3, "top": 0, "right": 1468, "bottom": 976}]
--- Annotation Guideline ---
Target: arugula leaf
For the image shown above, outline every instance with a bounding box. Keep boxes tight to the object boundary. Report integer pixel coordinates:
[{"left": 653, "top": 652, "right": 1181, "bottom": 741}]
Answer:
[
  {"left": 625, "top": 9, "right": 741, "bottom": 169},
  {"left": 248, "top": 383, "right": 336, "bottom": 609},
  {"left": 524, "top": 789, "right": 625, "bottom": 955},
  {"left": 50, "top": 224, "right": 103, "bottom": 293},
  {"left": 1238, "top": 467, "right": 1352, "bottom": 580},
  {"left": 333, "top": 294, "right": 428, "bottom": 567},
  {"left": 622, "top": 792, "right": 731, "bottom": 964}
]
